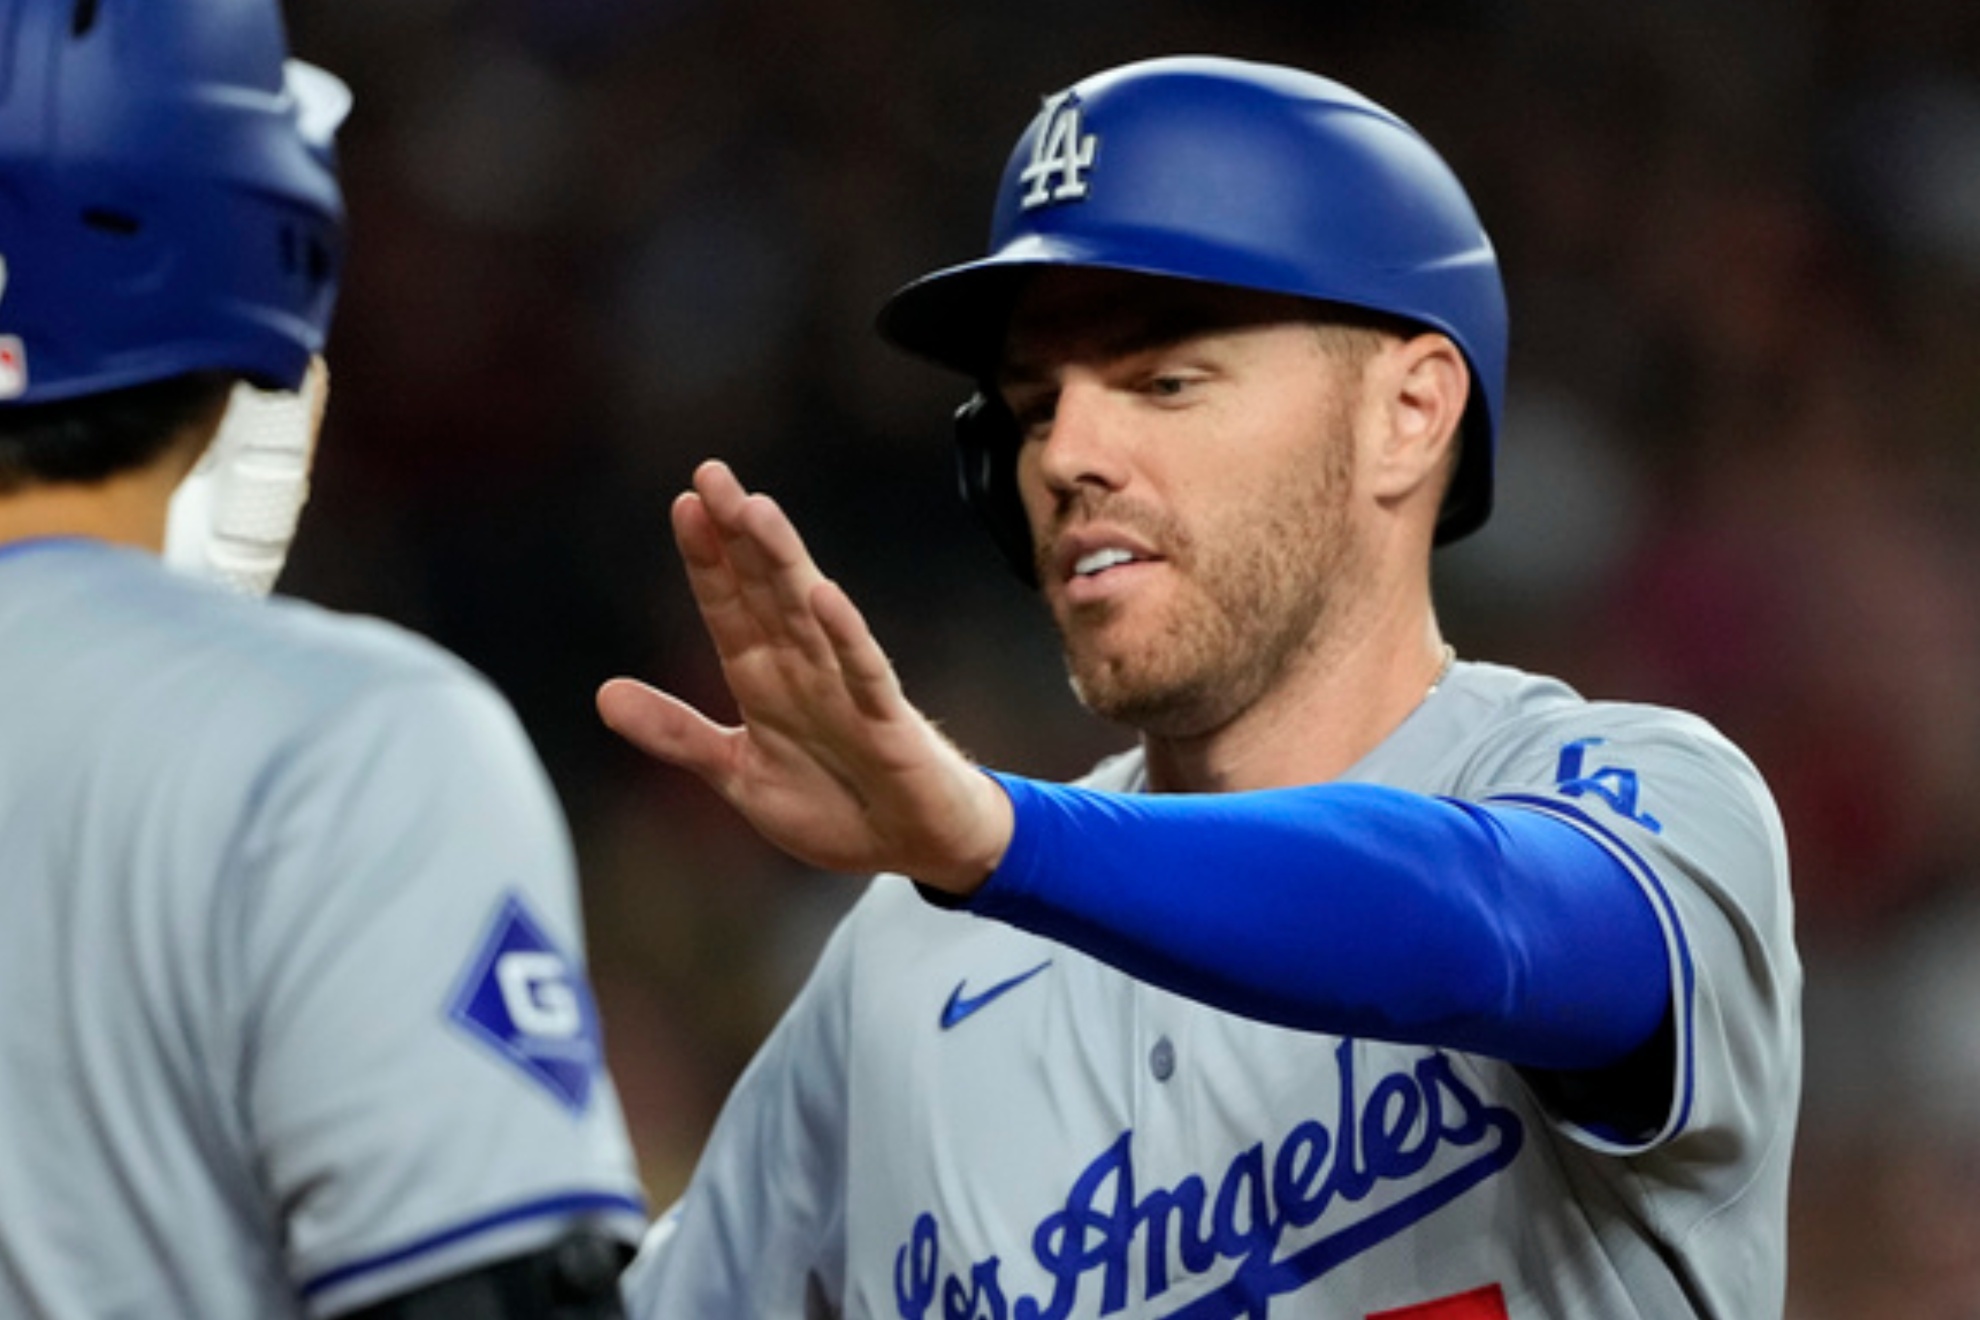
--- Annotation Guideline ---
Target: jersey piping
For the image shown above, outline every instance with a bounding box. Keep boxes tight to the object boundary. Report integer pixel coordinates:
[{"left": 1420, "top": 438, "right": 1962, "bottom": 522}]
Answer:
[{"left": 299, "top": 1189, "right": 648, "bottom": 1300}]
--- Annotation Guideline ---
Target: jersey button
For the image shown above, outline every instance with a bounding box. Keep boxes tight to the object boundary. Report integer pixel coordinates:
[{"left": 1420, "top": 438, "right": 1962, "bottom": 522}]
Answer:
[{"left": 1149, "top": 1035, "right": 1176, "bottom": 1082}]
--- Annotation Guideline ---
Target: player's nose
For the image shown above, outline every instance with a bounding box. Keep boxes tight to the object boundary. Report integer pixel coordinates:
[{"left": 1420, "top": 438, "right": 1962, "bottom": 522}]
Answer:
[{"left": 1031, "top": 373, "right": 1130, "bottom": 499}]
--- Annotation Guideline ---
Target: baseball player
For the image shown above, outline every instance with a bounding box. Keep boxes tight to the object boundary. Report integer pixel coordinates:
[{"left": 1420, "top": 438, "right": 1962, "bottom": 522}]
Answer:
[
  {"left": 603, "top": 57, "right": 1800, "bottom": 1318},
  {"left": 0, "top": 4, "right": 644, "bottom": 1316}
]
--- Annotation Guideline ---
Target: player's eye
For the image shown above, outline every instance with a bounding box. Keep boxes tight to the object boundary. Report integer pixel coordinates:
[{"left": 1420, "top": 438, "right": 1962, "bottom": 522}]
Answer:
[
  {"left": 1139, "top": 371, "right": 1204, "bottom": 403},
  {"left": 1007, "top": 392, "right": 1057, "bottom": 440}
]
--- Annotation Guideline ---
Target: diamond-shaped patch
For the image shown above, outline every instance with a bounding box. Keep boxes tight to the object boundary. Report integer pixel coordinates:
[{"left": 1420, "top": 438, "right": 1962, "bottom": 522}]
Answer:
[{"left": 447, "top": 894, "right": 602, "bottom": 1114}]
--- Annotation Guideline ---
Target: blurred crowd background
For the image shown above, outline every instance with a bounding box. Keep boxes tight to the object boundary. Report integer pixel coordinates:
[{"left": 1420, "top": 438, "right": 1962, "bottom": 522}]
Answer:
[{"left": 281, "top": 1, "right": 1980, "bottom": 1313}]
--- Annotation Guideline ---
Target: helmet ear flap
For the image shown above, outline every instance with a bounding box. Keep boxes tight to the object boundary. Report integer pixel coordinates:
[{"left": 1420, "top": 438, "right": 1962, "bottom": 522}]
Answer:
[{"left": 953, "top": 391, "right": 1038, "bottom": 586}]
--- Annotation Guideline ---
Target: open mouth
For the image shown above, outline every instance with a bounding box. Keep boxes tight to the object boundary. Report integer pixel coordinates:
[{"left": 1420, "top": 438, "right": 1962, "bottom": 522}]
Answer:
[
  {"left": 1073, "top": 547, "right": 1140, "bottom": 578},
  {"left": 1056, "top": 537, "right": 1164, "bottom": 602}
]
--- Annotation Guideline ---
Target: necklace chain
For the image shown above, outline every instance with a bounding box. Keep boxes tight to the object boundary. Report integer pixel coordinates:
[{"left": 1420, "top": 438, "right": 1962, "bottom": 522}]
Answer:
[{"left": 1426, "top": 643, "right": 1457, "bottom": 698}]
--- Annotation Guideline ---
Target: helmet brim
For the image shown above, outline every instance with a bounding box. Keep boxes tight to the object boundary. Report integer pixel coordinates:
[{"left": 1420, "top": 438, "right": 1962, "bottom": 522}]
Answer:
[
  {"left": 875, "top": 260, "right": 1024, "bottom": 381},
  {"left": 874, "top": 235, "right": 1314, "bottom": 380}
]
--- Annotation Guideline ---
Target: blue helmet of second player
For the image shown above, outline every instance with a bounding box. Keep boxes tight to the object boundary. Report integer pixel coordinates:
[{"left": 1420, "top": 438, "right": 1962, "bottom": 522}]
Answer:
[
  {"left": 0, "top": 0, "right": 349, "bottom": 405},
  {"left": 877, "top": 55, "right": 1508, "bottom": 582}
]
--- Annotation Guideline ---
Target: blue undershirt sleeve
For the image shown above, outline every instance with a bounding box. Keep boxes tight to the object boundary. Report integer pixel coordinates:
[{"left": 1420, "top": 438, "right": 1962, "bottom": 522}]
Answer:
[{"left": 966, "top": 772, "right": 1670, "bottom": 1072}]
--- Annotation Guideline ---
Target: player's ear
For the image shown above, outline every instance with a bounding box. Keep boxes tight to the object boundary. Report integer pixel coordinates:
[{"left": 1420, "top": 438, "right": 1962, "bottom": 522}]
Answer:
[{"left": 1367, "top": 332, "right": 1467, "bottom": 511}]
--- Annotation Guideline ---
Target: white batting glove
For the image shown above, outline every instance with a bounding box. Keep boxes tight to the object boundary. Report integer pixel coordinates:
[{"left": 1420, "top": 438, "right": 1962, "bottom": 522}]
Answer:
[{"left": 165, "top": 357, "right": 329, "bottom": 597}]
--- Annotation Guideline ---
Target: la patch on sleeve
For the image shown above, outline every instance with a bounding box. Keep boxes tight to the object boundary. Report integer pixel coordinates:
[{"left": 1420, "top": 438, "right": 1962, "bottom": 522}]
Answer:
[{"left": 446, "top": 893, "right": 603, "bottom": 1114}]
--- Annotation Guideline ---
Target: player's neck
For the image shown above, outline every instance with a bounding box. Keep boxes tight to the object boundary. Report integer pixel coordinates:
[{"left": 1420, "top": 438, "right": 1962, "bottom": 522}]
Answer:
[
  {"left": 0, "top": 424, "right": 209, "bottom": 554},
  {"left": 1140, "top": 600, "right": 1448, "bottom": 795},
  {"left": 0, "top": 469, "right": 177, "bottom": 554}
]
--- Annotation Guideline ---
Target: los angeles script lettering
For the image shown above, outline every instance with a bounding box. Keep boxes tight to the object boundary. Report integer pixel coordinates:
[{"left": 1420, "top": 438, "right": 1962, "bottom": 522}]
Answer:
[{"left": 894, "top": 1042, "right": 1523, "bottom": 1319}]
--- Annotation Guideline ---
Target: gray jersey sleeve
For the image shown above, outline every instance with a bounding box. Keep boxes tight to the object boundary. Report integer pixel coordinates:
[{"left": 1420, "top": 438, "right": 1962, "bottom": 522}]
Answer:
[
  {"left": 1462, "top": 702, "right": 1799, "bottom": 1157},
  {"left": 621, "top": 884, "right": 858, "bottom": 1320},
  {"left": 237, "top": 671, "right": 647, "bottom": 1315}
]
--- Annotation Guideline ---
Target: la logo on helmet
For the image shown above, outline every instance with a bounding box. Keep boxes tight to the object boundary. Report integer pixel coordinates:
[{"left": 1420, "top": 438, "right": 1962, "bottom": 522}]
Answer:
[{"left": 1018, "top": 91, "right": 1096, "bottom": 209}]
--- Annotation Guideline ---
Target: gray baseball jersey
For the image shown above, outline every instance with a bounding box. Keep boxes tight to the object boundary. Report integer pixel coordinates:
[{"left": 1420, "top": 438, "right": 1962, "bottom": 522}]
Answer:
[
  {"left": 0, "top": 540, "right": 647, "bottom": 1318},
  {"left": 622, "top": 659, "right": 1798, "bottom": 1318}
]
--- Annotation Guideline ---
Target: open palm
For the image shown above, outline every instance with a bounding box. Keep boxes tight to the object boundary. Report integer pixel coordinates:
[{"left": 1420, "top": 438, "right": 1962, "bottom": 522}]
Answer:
[{"left": 596, "top": 460, "right": 1011, "bottom": 892}]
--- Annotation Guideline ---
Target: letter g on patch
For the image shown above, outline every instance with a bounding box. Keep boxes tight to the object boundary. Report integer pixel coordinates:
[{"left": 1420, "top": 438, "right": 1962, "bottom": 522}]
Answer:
[{"left": 446, "top": 892, "right": 603, "bottom": 1113}]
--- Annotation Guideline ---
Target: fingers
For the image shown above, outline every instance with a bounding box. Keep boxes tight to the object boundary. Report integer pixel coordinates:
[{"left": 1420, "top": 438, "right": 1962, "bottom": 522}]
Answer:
[
  {"left": 612, "top": 462, "right": 1011, "bottom": 886},
  {"left": 679, "top": 461, "right": 841, "bottom": 672},
  {"left": 701, "top": 463, "right": 840, "bottom": 669},
  {"left": 670, "top": 489, "right": 757, "bottom": 661},
  {"left": 595, "top": 677, "right": 739, "bottom": 785},
  {"left": 813, "top": 578, "right": 904, "bottom": 722},
  {"left": 639, "top": 458, "right": 910, "bottom": 762}
]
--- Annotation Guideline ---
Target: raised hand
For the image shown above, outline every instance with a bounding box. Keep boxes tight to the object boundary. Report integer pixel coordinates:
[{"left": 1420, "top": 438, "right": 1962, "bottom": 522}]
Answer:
[{"left": 597, "top": 460, "right": 1013, "bottom": 894}]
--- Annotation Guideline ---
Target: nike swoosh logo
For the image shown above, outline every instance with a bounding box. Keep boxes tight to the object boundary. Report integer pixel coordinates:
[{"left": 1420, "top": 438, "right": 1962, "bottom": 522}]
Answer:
[{"left": 940, "top": 961, "right": 1052, "bottom": 1030}]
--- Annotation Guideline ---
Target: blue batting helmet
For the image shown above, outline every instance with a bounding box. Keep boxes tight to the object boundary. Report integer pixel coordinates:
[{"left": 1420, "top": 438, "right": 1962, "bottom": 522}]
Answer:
[
  {"left": 0, "top": 0, "right": 348, "bottom": 405},
  {"left": 877, "top": 55, "right": 1507, "bottom": 581}
]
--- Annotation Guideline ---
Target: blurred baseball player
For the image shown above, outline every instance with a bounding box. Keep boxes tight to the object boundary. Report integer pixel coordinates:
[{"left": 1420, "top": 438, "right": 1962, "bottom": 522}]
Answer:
[
  {"left": 603, "top": 56, "right": 1800, "bottom": 1318},
  {"left": 0, "top": 3, "right": 644, "bottom": 1316}
]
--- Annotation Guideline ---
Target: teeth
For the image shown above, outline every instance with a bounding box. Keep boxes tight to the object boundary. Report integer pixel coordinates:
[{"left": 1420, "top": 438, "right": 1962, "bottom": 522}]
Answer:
[{"left": 1074, "top": 548, "right": 1136, "bottom": 577}]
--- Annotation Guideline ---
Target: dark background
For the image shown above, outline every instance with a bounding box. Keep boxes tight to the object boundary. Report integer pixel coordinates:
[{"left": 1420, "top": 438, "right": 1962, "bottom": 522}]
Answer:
[{"left": 283, "top": 2, "right": 1980, "bottom": 1311}]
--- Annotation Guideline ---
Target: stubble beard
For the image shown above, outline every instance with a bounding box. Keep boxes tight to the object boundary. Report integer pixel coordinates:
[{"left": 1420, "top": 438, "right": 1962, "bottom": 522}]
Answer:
[{"left": 1051, "top": 430, "right": 1360, "bottom": 741}]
